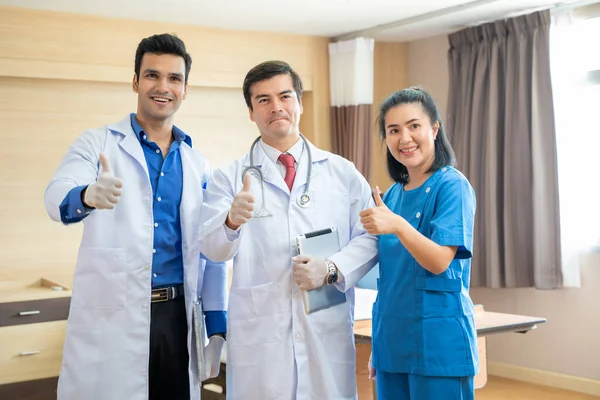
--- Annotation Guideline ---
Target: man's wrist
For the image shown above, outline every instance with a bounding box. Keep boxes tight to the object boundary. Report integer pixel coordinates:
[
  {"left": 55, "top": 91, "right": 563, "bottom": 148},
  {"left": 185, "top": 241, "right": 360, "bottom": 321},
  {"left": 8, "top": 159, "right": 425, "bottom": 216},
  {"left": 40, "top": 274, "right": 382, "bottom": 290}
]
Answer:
[
  {"left": 80, "top": 186, "right": 95, "bottom": 209},
  {"left": 225, "top": 213, "right": 240, "bottom": 231},
  {"left": 323, "top": 260, "right": 339, "bottom": 285}
]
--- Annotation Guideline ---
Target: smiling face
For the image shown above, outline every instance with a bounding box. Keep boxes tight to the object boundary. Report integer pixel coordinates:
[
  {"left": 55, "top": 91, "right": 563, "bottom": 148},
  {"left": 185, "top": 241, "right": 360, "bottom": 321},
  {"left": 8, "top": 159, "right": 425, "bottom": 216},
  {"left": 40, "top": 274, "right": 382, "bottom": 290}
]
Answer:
[
  {"left": 384, "top": 102, "right": 439, "bottom": 176},
  {"left": 247, "top": 73, "right": 303, "bottom": 149},
  {"left": 132, "top": 53, "right": 188, "bottom": 123}
]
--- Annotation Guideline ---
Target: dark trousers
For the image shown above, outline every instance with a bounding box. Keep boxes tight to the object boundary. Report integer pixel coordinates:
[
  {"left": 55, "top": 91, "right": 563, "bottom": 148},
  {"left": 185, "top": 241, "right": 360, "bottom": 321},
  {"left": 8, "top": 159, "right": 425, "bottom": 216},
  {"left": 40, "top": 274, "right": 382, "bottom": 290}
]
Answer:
[{"left": 149, "top": 295, "right": 190, "bottom": 400}]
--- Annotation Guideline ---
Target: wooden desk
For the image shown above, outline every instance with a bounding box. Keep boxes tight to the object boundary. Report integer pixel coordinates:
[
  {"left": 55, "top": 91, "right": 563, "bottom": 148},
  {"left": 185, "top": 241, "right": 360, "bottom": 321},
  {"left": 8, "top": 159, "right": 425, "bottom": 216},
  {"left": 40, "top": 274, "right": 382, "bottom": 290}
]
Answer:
[
  {"left": 354, "top": 310, "right": 546, "bottom": 342},
  {"left": 353, "top": 307, "right": 546, "bottom": 399},
  {"left": 0, "top": 276, "right": 72, "bottom": 399}
]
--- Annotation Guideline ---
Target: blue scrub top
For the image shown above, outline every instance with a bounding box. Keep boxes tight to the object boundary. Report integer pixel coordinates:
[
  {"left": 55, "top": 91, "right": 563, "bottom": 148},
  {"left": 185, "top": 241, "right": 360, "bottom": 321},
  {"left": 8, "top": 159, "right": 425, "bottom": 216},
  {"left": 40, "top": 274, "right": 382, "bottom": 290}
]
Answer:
[{"left": 372, "top": 166, "right": 479, "bottom": 377}]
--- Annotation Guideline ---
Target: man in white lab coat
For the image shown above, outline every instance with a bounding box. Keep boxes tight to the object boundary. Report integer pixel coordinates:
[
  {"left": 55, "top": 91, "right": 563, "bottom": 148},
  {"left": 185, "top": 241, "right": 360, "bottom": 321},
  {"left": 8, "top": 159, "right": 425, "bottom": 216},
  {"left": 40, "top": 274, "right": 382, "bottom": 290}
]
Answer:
[
  {"left": 44, "top": 33, "right": 226, "bottom": 400},
  {"left": 199, "top": 60, "right": 379, "bottom": 400}
]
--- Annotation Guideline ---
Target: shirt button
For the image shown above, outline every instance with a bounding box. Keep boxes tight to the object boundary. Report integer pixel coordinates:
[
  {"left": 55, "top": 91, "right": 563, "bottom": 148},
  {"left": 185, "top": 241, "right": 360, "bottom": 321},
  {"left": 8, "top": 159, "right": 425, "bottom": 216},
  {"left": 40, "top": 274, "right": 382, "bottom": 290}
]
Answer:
[
  {"left": 442, "top": 167, "right": 447, "bottom": 172},
  {"left": 142, "top": 134, "right": 147, "bottom": 140},
  {"left": 76, "top": 209, "right": 82, "bottom": 214},
  {"left": 416, "top": 212, "right": 421, "bottom": 218},
  {"left": 425, "top": 187, "right": 431, "bottom": 193},
  {"left": 144, "top": 265, "right": 150, "bottom": 271},
  {"left": 154, "top": 222, "right": 159, "bottom": 228},
  {"left": 155, "top": 149, "right": 160, "bottom": 154},
  {"left": 153, "top": 273, "right": 157, "bottom": 278},
  {"left": 160, "top": 172, "right": 165, "bottom": 177},
  {"left": 153, "top": 249, "right": 157, "bottom": 254},
  {"left": 142, "top": 304, "right": 148, "bottom": 311},
  {"left": 295, "top": 334, "right": 302, "bottom": 341},
  {"left": 157, "top": 197, "right": 162, "bottom": 202},
  {"left": 295, "top": 293, "right": 301, "bottom": 299}
]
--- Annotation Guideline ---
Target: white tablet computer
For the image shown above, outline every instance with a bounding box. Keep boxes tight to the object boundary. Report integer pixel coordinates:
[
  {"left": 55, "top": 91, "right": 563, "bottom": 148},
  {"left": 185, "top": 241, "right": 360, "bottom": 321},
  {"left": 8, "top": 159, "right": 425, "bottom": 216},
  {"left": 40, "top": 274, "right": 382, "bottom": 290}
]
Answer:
[
  {"left": 192, "top": 298, "right": 206, "bottom": 380},
  {"left": 296, "top": 227, "right": 347, "bottom": 314}
]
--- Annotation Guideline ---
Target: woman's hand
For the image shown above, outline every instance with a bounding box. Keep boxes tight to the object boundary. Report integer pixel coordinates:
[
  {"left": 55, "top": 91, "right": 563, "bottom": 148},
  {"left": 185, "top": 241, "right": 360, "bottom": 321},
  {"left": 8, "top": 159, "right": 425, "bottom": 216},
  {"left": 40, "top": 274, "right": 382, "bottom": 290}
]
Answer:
[
  {"left": 368, "top": 352, "right": 376, "bottom": 380},
  {"left": 360, "top": 186, "right": 403, "bottom": 235}
]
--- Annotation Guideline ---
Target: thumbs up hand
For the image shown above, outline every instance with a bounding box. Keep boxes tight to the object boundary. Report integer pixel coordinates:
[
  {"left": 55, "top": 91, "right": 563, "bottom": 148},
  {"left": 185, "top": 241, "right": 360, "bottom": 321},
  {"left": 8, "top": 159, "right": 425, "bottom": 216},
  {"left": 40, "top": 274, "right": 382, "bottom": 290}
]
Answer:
[
  {"left": 359, "top": 186, "right": 399, "bottom": 235},
  {"left": 83, "top": 152, "right": 124, "bottom": 210},
  {"left": 226, "top": 172, "right": 255, "bottom": 230},
  {"left": 372, "top": 186, "right": 385, "bottom": 208}
]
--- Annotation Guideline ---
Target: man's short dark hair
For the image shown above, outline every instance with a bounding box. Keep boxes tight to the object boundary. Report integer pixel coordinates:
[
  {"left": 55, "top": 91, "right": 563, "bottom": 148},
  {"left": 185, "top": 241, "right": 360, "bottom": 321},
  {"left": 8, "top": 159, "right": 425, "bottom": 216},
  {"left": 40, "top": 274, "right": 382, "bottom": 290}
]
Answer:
[
  {"left": 134, "top": 33, "right": 192, "bottom": 82},
  {"left": 243, "top": 60, "right": 303, "bottom": 110}
]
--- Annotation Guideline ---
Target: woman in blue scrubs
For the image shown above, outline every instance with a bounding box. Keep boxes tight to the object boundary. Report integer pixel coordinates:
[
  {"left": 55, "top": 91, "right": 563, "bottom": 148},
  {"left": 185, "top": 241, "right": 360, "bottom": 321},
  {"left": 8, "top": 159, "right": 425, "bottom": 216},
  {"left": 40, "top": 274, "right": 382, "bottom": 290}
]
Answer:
[{"left": 360, "top": 87, "right": 478, "bottom": 399}]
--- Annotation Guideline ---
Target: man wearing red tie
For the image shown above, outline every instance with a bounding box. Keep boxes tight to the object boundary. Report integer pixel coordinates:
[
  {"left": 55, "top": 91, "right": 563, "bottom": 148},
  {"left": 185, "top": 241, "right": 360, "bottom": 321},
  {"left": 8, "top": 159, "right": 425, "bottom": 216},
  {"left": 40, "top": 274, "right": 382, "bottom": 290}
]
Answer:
[{"left": 198, "top": 60, "right": 379, "bottom": 400}]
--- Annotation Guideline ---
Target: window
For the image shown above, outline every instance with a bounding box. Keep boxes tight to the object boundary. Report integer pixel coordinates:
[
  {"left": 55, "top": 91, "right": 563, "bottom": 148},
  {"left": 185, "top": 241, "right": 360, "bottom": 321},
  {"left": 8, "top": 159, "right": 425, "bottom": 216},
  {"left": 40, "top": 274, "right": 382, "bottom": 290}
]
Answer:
[{"left": 550, "top": 13, "right": 600, "bottom": 287}]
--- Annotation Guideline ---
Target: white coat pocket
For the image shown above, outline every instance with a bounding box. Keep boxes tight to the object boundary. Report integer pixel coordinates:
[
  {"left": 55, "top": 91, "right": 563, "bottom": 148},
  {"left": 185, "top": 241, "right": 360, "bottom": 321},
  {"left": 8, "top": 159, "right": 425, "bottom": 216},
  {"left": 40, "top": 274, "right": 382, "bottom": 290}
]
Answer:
[
  {"left": 308, "top": 299, "right": 352, "bottom": 336},
  {"left": 71, "top": 247, "right": 128, "bottom": 310},
  {"left": 227, "top": 281, "right": 283, "bottom": 346}
]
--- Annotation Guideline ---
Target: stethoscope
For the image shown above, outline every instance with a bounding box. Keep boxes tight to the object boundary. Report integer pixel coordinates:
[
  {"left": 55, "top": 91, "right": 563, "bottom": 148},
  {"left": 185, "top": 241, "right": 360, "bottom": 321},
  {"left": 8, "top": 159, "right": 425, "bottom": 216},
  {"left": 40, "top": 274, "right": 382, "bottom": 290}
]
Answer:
[{"left": 243, "top": 134, "right": 312, "bottom": 209}]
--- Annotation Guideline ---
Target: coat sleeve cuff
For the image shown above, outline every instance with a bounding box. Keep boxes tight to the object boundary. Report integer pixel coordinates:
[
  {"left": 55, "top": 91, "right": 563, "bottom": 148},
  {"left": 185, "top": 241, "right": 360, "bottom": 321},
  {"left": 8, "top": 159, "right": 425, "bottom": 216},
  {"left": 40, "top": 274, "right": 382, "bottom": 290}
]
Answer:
[
  {"left": 59, "top": 185, "right": 94, "bottom": 224},
  {"left": 204, "top": 311, "right": 227, "bottom": 338},
  {"left": 223, "top": 223, "right": 241, "bottom": 242}
]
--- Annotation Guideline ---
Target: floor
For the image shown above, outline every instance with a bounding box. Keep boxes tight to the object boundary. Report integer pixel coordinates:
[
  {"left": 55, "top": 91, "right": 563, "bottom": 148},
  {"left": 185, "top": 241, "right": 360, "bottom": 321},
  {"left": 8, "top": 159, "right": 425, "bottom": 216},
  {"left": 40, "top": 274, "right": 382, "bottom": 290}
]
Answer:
[
  {"left": 356, "top": 343, "right": 599, "bottom": 400},
  {"left": 476, "top": 376, "right": 600, "bottom": 399},
  {"left": 209, "top": 369, "right": 597, "bottom": 400}
]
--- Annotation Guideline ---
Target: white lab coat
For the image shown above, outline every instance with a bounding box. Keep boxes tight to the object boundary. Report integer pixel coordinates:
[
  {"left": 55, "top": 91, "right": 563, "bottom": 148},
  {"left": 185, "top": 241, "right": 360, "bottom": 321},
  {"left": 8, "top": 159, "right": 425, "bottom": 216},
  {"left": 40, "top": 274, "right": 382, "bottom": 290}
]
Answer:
[
  {"left": 44, "top": 115, "right": 227, "bottom": 400},
  {"left": 199, "top": 139, "right": 378, "bottom": 400}
]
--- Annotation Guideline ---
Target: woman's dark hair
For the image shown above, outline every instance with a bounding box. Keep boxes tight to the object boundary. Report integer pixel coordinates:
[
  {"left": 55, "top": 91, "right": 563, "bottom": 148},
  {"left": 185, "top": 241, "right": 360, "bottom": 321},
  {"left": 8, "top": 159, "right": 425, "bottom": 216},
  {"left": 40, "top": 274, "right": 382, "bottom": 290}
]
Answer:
[
  {"left": 243, "top": 60, "right": 303, "bottom": 110},
  {"left": 134, "top": 33, "right": 192, "bottom": 82},
  {"left": 377, "top": 87, "right": 455, "bottom": 184}
]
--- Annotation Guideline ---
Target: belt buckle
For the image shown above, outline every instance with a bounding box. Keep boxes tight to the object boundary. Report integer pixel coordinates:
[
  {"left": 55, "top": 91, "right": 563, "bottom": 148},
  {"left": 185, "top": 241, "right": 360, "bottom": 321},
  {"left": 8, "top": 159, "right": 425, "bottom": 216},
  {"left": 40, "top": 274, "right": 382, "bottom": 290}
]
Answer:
[{"left": 151, "top": 287, "right": 172, "bottom": 303}]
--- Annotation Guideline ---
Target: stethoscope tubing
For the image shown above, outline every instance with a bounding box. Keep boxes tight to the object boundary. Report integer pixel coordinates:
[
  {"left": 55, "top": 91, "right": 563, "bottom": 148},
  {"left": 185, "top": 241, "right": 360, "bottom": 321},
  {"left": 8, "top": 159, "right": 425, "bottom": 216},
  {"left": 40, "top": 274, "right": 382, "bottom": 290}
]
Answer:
[{"left": 244, "top": 134, "right": 312, "bottom": 208}]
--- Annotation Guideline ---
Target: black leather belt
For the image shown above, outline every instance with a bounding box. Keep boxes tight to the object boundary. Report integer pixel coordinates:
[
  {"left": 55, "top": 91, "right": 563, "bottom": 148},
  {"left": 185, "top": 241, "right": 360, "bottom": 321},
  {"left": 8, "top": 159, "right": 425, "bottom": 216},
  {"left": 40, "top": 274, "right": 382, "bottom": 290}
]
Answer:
[{"left": 151, "top": 285, "right": 184, "bottom": 303}]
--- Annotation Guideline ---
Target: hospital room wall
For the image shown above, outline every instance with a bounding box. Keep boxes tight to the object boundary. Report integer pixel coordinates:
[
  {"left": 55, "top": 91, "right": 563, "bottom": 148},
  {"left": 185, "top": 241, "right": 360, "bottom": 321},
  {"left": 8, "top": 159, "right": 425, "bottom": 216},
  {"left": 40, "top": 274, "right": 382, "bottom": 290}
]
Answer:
[
  {"left": 0, "top": 6, "right": 334, "bottom": 281},
  {"left": 371, "top": 42, "right": 408, "bottom": 192},
  {"left": 0, "top": 6, "right": 403, "bottom": 280},
  {"left": 407, "top": 34, "right": 600, "bottom": 384}
]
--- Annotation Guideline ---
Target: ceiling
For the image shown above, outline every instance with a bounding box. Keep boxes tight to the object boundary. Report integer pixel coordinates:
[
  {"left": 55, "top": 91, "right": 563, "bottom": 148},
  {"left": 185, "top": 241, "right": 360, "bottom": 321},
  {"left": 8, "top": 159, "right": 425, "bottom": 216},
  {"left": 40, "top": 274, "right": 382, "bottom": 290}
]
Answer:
[{"left": 0, "top": 0, "right": 583, "bottom": 42}]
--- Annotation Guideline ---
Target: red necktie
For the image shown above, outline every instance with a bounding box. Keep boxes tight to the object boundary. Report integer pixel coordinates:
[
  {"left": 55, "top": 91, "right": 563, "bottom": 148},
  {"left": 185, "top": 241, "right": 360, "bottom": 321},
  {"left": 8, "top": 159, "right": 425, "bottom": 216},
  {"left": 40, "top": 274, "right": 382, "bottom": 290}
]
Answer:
[{"left": 278, "top": 153, "right": 296, "bottom": 191}]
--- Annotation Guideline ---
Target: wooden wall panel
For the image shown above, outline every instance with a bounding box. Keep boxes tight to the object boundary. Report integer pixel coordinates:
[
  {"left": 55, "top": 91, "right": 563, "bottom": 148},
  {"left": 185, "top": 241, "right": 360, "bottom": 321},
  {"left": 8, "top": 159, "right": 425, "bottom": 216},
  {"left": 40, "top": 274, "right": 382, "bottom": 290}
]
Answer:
[
  {"left": 372, "top": 41, "right": 409, "bottom": 192},
  {"left": 0, "top": 7, "right": 320, "bottom": 90},
  {"left": 0, "top": 77, "right": 276, "bottom": 279},
  {"left": 0, "top": 7, "right": 332, "bottom": 280},
  {"left": 0, "top": 6, "right": 410, "bottom": 281}
]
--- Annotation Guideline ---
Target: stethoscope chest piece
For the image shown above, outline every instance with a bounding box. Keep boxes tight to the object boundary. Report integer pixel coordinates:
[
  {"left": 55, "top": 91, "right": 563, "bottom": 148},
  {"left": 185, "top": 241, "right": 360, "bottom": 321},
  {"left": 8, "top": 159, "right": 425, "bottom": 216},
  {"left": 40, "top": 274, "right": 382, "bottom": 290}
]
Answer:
[{"left": 297, "top": 193, "right": 311, "bottom": 208}]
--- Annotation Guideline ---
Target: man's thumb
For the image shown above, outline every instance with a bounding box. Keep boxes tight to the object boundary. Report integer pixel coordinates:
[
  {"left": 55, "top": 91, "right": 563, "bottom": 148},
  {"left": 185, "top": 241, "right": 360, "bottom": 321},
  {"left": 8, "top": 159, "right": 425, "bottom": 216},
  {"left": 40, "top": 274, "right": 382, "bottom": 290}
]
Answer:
[
  {"left": 374, "top": 186, "right": 384, "bottom": 207},
  {"left": 99, "top": 152, "right": 112, "bottom": 174},
  {"left": 242, "top": 172, "right": 252, "bottom": 192}
]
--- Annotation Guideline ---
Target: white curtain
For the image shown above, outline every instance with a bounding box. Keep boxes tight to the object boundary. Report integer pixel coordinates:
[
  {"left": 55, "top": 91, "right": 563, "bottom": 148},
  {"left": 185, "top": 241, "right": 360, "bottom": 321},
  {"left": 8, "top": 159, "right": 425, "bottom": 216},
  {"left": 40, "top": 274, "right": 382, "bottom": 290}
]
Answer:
[
  {"left": 550, "top": 11, "right": 600, "bottom": 287},
  {"left": 329, "top": 37, "right": 378, "bottom": 288},
  {"left": 328, "top": 37, "right": 375, "bottom": 180},
  {"left": 328, "top": 37, "right": 374, "bottom": 107}
]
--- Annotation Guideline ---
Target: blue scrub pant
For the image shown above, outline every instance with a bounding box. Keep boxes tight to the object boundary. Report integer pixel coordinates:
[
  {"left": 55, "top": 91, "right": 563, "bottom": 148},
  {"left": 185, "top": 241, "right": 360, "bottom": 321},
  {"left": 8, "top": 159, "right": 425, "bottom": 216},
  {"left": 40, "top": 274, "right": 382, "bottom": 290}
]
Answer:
[{"left": 376, "top": 370, "right": 474, "bottom": 400}]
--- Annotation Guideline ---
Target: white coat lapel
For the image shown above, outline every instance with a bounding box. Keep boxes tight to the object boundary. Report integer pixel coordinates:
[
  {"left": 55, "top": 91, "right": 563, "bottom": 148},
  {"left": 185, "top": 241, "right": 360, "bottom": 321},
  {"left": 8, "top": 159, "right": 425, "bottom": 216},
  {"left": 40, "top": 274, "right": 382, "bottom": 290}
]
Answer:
[
  {"left": 108, "top": 116, "right": 149, "bottom": 178},
  {"left": 292, "top": 140, "right": 328, "bottom": 191},
  {"left": 242, "top": 144, "right": 289, "bottom": 195},
  {"left": 179, "top": 144, "right": 202, "bottom": 296},
  {"left": 179, "top": 144, "right": 203, "bottom": 225}
]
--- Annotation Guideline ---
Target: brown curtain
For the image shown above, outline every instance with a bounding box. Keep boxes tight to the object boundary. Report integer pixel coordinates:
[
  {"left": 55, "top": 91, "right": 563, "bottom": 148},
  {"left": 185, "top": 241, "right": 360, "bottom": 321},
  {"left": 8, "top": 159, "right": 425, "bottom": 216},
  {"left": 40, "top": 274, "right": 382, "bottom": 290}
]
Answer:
[
  {"left": 447, "top": 10, "right": 562, "bottom": 289},
  {"left": 330, "top": 104, "right": 372, "bottom": 181}
]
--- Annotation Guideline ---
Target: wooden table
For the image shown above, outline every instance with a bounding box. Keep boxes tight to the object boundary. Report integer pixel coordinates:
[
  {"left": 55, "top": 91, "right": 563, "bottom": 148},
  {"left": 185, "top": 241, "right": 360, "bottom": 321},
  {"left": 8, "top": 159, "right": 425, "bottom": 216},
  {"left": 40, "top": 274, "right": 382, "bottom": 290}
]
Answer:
[{"left": 353, "top": 306, "right": 546, "bottom": 399}]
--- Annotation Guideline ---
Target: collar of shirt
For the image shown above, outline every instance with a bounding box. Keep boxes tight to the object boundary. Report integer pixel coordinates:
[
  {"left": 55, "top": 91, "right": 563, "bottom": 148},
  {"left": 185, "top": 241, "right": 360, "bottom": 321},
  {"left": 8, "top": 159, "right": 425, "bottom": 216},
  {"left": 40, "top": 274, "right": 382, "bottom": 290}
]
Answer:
[
  {"left": 129, "top": 113, "right": 192, "bottom": 147},
  {"left": 259, "top": 136, "right": 304, "bottom": 166}
]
